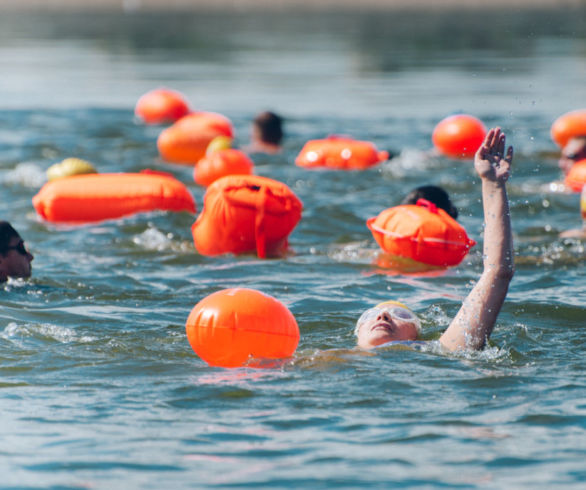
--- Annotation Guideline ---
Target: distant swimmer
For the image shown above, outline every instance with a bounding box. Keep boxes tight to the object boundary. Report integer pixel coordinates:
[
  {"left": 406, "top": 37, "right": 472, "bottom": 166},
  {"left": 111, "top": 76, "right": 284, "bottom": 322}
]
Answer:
[
  {"left": 244, "top": 110, "right": 284, "bottom": 154},
  {"left": 356, "top": 128, "right": 514, "bottom": 351},
  {"left": 558, "top": 135, "right": 586, "bottom": 176},
  {"left": 0, "top": 221, "right": 34, "bottom": 283},
  {"left": 401, "top": 184, "right": 459, "bottom": 219}
]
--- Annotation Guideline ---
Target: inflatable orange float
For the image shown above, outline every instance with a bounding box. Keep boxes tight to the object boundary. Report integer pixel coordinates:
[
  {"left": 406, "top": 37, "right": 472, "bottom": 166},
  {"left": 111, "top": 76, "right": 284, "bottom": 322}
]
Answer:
[
  {"left": 551, "top": 109, "right": 586, "bottom": 148},
  {"left": 135, "top": 88, "right": 191, "bottom": 124},
  {"left": 192, "top": 175, "right": 302, "bottom": 258},
  {"left": 157, "top": 112, "right": 234, "bottom": 165},
  {"left": 33, "top": 171, "right": 196, "bottom": 224},
  {"left": 432, "top": 114, "right": 486, "bottom": 159},
  {"left": 295, "top": 136, "right": 389, "bottom": 170},
  {"left": 565, "top": 159, "right": 586, "bottom": 193},
  {"left": 186, "top": 288, "right": 300, "bottom": 368},
  {"left": 367, "top": 199, "right": 476, "bottom": 267},
  {"left": 194, "top": 149, "right": 254, "bottom": 187}
]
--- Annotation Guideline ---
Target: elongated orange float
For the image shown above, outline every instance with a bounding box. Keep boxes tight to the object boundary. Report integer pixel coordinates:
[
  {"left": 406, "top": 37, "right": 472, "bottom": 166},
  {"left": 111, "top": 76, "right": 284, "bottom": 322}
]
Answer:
[
  {"left": 135, "top": 88, "right": 191, "bottom": 124},
  {"left": 432, "top": 114, "right": 486, "bottom": 159},
  {"left": 194, "top": 149, "right": 254, "bottom": 187},
  {"left": 33, "top": 171, "right": 196, "bottom": 224},
  {"left": 367, "top": 199, "right": 476, "bottom": 267},
  {"left": 157, "top": 112, "right": 234, "bottom": 165},
  {"left": 551, "top": 109, "right": 586, "bottom": 148},
  {"left": 192, "top": 175, "right": 302, "bottom": 258},
  {"left": 565, "top": 159, "right": 586, "bottom": 193},
  {"left": 186, "top": 288, "right": 300, "bottom": 368},
  {"left": 295, "top": 136, "right": 389, "bottom": 170}
]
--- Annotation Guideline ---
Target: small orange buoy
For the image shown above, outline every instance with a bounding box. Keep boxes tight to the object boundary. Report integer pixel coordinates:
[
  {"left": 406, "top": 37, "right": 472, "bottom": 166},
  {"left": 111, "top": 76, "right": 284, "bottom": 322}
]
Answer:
[
  {"left": 367, "top": 199, "right": 476, "bottom": 267},
  {"left": 192, "top": 175, "right": 302, "bottom": 258},
  {"left": 185, "top": 288, "right": 300, "bottom": 368},
  {"left": 33, "top": 172, "right": 196, "bottom": 224},
  {"left": 565, "top": 159, "right": 586, "bottom": 193},
  {"left": 432, "top": 114, "right": 487, "bottom": 159},
  {"left": 551, "top": 109, "right": 586, "bottom": 148},
  {"left": 194, "top": 149, "right": 254, "bottom": 187},
  {"left": 157, "top": 112, "right": 234, "bottom": 165},
  {"left": 295, "top": 135, "right": 389, "bottom": 170},
  {"left": 135, "top": 88, "right": 191, "bottom": 124}
]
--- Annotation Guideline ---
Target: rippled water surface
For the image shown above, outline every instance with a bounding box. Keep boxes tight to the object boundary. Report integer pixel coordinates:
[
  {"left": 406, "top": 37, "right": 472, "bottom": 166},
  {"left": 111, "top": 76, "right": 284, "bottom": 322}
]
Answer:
[{"left": 0, "top": 8, "right": 585, "bottom": 488}]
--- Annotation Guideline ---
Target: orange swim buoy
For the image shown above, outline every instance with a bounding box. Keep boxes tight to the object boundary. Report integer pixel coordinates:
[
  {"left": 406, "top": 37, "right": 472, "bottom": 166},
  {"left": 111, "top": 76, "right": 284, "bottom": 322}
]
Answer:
[
  {"left": 295, "top": 136, "right": 389, "bottom": 170},
  {"left": 157, "top": 112, "right": 234, "bottom": 165},
  {"left": 135, "top": 88, "right": 191, "bottom": 124},
  {"left": 565, "top": 159, "right": 586, "bottom": 193},
  {"left": 551, "top": 109, "right": 586, "bottom": 148},
  {"left": 33, "top": 171, "right": 196, "bottom": 224},
  {"left": 192, "top": 175, "right": 302, "bottom": 258},
  {"left": 367, "top": 199, "right": 476, "bottom": 267},
  {"left": 186, "top": 288, "right": 300, "bottom": 368},
  {"left": 432, "top": 114, "right": 487, "bottom": 159},
  {"left": 194, "top": 149, "right": 254, "bottom": 187}
]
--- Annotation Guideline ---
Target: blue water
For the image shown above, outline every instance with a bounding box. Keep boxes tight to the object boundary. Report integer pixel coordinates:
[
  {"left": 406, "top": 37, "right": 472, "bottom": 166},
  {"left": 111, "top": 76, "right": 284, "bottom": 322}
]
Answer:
[{"left": 0, "top": 8, "right": 585, "bottom": 488}]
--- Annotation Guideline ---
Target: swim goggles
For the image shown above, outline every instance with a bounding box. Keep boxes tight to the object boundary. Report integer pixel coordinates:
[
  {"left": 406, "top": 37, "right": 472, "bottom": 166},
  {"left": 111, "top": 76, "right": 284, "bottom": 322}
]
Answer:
[{"left": 355, "top": 300, "right": 420, "bottom": 335}]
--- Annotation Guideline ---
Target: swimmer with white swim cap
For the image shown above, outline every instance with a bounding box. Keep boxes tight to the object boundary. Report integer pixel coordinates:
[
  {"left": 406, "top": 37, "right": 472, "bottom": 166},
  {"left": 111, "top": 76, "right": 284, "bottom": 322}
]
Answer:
[{"left": 356, "top": 128, "right": 515, "bottom": 351}]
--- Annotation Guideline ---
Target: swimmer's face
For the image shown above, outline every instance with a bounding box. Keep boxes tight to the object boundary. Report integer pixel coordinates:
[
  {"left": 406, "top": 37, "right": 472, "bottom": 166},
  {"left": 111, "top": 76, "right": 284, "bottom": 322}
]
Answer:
[
  {"left": 559, "top": 138, "right": 586, "bottom": 175},
  {"left": 355, "top": 304, "right": 419, "bottom": 349},
  {"left": 0, "top": 236, "right": 34, "bottom": 282}
]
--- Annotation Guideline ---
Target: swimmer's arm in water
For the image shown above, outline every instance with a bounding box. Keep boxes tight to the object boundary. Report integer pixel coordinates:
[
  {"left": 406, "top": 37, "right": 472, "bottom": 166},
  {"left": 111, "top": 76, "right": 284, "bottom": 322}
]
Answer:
[{"left": 440, "top": 128, "right": 514, "bottom": 351}]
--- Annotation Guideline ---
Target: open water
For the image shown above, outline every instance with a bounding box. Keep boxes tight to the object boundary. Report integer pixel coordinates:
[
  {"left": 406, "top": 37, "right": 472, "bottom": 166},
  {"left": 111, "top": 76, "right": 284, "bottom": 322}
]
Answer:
[{"left": 0, "top": 7, "right": 585, "bottom": 489}]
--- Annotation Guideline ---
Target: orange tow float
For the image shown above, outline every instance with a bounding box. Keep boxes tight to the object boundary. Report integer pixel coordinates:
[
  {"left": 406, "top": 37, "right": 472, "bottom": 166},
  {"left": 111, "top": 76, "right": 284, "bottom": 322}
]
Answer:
[
  {"left": 295, "top": 135, "right": 389, "bottom": 170},
  {"left": 565, "top": 159, "right": 586, "bottom": 193},
  {"left": 367, "top": 199, "right": 476, "bottom": 267},
  {"left": 432, "top": 114, "right": 486, "bottom": 159},
  {"left": 33, "top": 171, "right": 196, "bottom": 224},
  {"left": 192, "top": 175, "right": 302, "bottom": 258},
  {"left": 194, "top": 138, "right": 255, "bottom": 187},
  {"left": 186, "top": 288, "right": 300, "bottom": 368},
  {"left": 135, "top": 88, "right": 191, "bottom": 125},
  {"left": 551, "top": 109, "right": 586, "bottom": 148}
]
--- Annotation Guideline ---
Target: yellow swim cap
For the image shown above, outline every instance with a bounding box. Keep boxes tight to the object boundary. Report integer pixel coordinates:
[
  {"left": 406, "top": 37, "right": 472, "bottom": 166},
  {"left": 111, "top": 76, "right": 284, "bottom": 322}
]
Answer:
[
  {"left": 47, "top": 158, "right": 97, "bottom": 181},
  {"left": 375, "top": 300, "right": 410, "bottom": 310}
]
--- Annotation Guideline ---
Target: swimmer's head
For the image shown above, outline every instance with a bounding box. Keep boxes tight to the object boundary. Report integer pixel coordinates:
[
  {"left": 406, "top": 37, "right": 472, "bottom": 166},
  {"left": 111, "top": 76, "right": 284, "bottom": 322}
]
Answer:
[
  {"left": 401, "top": 185, "right": 458, "bottom": 219},
  {"left": 355, "top": 300, "right": 421, "bottom": 349},
  {"left": 252, "top": 111, "right": 283, "bottom": 146},
  {"left": 559, "top": 136, "right": 586, "bottom": 175}
]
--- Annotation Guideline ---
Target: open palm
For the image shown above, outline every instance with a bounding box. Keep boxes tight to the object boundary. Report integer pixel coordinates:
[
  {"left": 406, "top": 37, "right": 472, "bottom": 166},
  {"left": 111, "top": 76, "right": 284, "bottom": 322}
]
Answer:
[{"left": 475, "top": 127, "right": 513, "bottom": 183}]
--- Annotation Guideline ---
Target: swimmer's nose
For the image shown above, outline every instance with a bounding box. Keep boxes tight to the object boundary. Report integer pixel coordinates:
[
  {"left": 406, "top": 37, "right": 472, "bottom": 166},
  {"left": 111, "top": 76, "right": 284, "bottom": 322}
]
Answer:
[{"left": 377, "top": 311, "right": 392, "bottom": 322}]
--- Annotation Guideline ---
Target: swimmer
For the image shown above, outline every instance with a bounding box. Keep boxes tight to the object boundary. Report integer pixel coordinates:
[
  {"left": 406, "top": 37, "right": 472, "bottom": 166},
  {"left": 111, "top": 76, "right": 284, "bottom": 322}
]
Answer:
[
  {"left": 244, "top": 111, "right": 283, "bottom": 154},
  {"left": 558, "top": 135, "right": 586, "bottom": 176},
  {"left": 401, "top": 184, "right": 458, "bottom": 219},
  {"left": 356, "top": 128, "right": 514, "bottom": 351},
  {"left": 0, "top": 221, "right": 34, "bottom": 283},
  {"left": 559, "top": 186, "right": 586, "bottom": 239}
]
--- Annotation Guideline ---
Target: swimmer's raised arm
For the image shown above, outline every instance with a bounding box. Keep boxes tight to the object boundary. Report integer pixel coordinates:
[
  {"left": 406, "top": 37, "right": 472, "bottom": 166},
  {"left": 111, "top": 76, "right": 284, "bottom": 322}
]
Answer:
[{"left": 440, "top": 128, "right": 514, "bottom": 351}]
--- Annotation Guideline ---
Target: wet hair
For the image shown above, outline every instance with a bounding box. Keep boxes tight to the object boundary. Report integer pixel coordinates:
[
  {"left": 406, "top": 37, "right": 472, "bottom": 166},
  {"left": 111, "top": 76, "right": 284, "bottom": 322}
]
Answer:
[
  {"left": 0, "top": 221, "right": 20, "bottom": 255},
  {"left": 401, "top": 185, "right": 458, "bottom": 219},
  {"left": 253, "top": 111, "right": 283, "bottom": 145}
]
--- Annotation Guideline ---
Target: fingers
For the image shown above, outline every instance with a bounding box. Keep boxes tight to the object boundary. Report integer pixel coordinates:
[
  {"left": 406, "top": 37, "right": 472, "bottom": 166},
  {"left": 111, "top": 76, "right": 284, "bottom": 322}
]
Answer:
[{"left": 505, "top": 145, "right": 514, "bottom": 164}]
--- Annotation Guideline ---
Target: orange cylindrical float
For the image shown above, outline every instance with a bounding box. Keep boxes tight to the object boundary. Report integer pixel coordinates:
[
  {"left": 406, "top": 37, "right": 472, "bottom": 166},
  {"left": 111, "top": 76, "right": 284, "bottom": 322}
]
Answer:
[
  {"left": 33, "top": 171, "right": 196, "bottom": 224},
  {"left": 432, "top": 114, "right": 487, "bottom": 159},
  {"left": 157, "top": 112, "right": 234, "bottom": 165},
  {"left": 295, "top": 136, "right": 389, "bottom": 170},
  {"left": 135, "top": 88, "right": 191, "bottom": 124},
  {"left": 367, "top": 199, "right": 476, "bottom": 267},
  {"left": 186, "top": 288, "right": 300, "bottom": 368},
  {"left": 565, "top": 159, "right": 586, "bottom": 193},
  {"left": 551, "top": 109, "right": 586, "bottom": 148},
  {"left": 194, "top": 149, "right": 254, "bottom": 187},
  {"left": 192, "top": 175, "right": 302, "bottom": 258}
]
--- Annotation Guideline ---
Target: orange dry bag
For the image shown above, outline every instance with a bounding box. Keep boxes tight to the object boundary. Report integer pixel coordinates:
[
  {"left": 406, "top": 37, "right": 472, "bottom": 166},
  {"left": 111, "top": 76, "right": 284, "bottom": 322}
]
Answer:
[
  {"left": 295, "top": 135, "right": 389, "bottom": 170},
  {"left": 157, "top": 112, "right": 234, "bottom": 165},
  {"left": 194, "top": 149, "right": 254, "bottom": 187},
  {"left": 192, "top": 175, "right": 302, "bottom": 258},
  {"left": 367, "top": 199, "right": 476, "bottom": 267},
  {"left": 186, "top": 288, "right": 300, "bottom": 368},
  {"left": 565, "top": 159, "right": 586, "bottom": 193},
  {"left": 33, "top": 171, "right": 196, "bottom": 224}
]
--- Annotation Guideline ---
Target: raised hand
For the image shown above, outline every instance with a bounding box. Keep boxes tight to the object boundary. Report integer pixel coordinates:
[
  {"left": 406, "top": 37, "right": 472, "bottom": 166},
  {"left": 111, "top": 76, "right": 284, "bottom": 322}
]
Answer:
[{"left": 475, "top": 127, "right": 513, "bottom": 183}]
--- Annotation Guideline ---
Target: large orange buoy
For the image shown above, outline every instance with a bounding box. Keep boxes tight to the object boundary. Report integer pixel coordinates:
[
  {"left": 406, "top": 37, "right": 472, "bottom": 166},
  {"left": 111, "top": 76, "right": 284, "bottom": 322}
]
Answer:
[
  {"left": 194, "top": 149, "right": 254, "bottom": 187},
  {"left": 157, "top": 112, "right": 234, "bottom": 165},
  {"left": 186, "top": 288, "right": 300, "bottom": 368},
  {"left": 33, "top": 171, "right": 196, "bottom": 224},
  {"left": 135, "top": 88, "right": 191, "bottom": 124},
  {"left": 367, "top": 199, "right": 476, "bottom": 267},
  {"left": 432, "top": 114, "right": 487, "bottom": 159},
  {"left": 565, "top": 159, "right": 586, "bottom": 193},
  {"left": 192, "top": 175, "right": 302, "bottom": 258},
  {"left": 551, "top": 109, "right": 586, "bottom": 148},
  {"left": 295, "top": 135, "right": 389, "bottom": 170}
]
